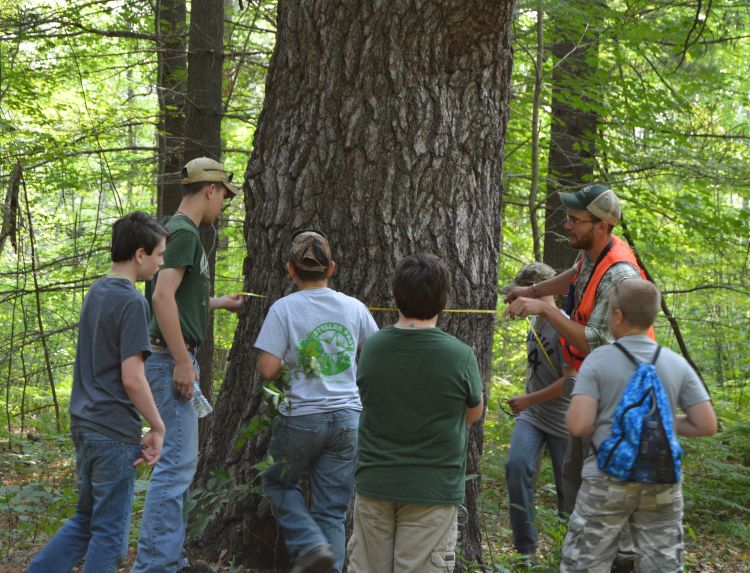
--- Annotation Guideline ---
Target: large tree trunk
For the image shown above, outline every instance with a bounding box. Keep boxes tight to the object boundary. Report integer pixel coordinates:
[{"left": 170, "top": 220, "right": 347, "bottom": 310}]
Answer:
[
  {"left": 197, "top": 1, "right": 515, "bottom": 568},
  {"left": 183, "top": 0, "right": 225, "bottom": 395},
  {"left": 154, "top": 0, "right": 187, "bottom": 219},
  {"left": 543, "top": 4, "right": 599, "bottom": 270}
]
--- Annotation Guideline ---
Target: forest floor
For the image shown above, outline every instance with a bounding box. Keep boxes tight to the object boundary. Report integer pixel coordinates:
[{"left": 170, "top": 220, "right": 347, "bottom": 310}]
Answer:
[{"left": 2, "top": 404, "right": 749, "bottom": 572}]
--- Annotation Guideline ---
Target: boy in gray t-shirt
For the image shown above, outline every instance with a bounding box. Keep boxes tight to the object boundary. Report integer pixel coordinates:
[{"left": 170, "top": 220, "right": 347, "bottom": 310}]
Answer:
[
  {"left": 255, "top": 230, "right": 378, "bottom": 573},
  {"left": 562, "top": 278, "right": 717, "bottom": 572},
  {"left": 28, "top": 212, "right": 168, "bottom": 573},
  {"left": 502, "top": 263, "right": 572, "bottom": 559}
]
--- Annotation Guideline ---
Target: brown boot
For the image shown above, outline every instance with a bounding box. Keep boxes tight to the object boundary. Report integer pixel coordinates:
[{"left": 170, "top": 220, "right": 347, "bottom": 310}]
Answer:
[{"left": 289, "top": 545, "right": 335, "bottom": 573}]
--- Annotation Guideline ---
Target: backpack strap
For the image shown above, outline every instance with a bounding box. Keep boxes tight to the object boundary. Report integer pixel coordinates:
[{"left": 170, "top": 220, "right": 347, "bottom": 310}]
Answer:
[
  {"left": 613, "top": 341, "right": 662, "bottom": 367},
  {"left": 613, "top": 341, "right": 639, "bottom": 366},
  {"left": 651, "top": 345, "right": 662, "bottom": 365}
]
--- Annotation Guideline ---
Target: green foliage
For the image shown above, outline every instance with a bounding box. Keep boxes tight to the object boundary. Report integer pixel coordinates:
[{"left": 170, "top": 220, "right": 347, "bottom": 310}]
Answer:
[
  {"left": 1, "top": 0, "right": 749, "bottom": 568},
  {"left": 0, "top": 0, "right": 276, "bottom": 434},
  {"left": 0, "top": 433, "right": 74, "bottom": 562},
  {"left": 296, "top": 334, "right": 324, "bottom": 379},
  {"left": 184, "top": 468, "right": 255, "bottom": 540},
  {"left": 505, "top": 0, "right": 750, "bottom": 397}
]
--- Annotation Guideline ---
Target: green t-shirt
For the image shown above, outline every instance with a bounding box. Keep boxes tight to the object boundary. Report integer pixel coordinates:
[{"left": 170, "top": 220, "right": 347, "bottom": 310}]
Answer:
[
  {"left": 146, "top": 214, "right": 210, "bottom": 346},
  {"left": 355, "top": 326, "right": 483, "bottom": 505}
]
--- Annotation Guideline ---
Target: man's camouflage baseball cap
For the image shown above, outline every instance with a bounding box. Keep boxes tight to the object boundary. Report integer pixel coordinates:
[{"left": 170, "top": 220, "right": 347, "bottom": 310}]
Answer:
[
  {"left": 501, "top": 262, "right": 557, "bottom": 294},
  {"left": 289, "top": 229, "right": 332, "bottom": 272},
  {"left": 559, "top": 183, "right": 621, "bottom": 225}
]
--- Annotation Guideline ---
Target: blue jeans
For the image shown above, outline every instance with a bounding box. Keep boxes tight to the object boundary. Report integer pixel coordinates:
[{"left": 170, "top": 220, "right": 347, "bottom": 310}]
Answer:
[
  {"left": 263, "top": 409, "right": 359, "bottom": 573},
  {"left": 505, "top": 418, "right": 569, "bottom": 554},
  {"left": 132, "top": 350, "right": 199, "bottom": 573},
  {"left": 28, "top": 428, "right": 141, "bottom": 573}
]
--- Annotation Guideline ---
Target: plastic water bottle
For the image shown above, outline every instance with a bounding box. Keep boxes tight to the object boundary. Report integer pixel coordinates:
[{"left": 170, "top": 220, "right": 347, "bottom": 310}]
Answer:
[{"left": 192, "top": 382, "right": 213, "bottom": 418}]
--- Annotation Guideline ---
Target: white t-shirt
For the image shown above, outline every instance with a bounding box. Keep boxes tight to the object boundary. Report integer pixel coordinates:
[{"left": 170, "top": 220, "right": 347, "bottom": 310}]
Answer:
[{"left": 255, "top": 287, "right": 378, "bottom": 416}]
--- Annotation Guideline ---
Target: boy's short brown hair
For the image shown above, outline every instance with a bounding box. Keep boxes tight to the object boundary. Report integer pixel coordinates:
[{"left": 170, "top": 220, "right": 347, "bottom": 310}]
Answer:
[
  {"left": 610, "top": 278, "right": 660, "bottom": 329},
  {"left": 392, "top": 253, "right": 450, "bottom": 319},
  {"left": 111, "top": 211, "right": 169, "bottom": 263}
]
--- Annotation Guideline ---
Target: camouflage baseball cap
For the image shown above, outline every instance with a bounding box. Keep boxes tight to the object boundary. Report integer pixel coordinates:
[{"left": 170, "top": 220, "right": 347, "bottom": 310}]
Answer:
[
  {"left": 180, "top": 157, "right": 239, "bottom": 198},
  {"left": 559, "top": 184, "right": 621, "bottom": 225},
  {"left": 501, "top": 262, "right": 557, "bottom": 294},
  {"left": 289, "top": 230, "right": 332, "bottom": 272}
]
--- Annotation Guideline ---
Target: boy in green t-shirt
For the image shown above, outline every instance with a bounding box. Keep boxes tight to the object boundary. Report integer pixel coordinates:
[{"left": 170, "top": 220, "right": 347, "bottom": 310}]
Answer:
[{"left": 348, "top": 253, "right": 484, "bottom": 573}]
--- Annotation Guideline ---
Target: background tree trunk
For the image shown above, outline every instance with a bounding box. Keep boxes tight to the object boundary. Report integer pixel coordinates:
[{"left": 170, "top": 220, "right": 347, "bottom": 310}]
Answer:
[
  {"left": 154, "top": 0, "right": 187, "bottom": 219},
  {"left": 183, "top": 0, "right": 225, "bottom": 396},
  {"left": 196, "top": 0, "right": 515, "bottom": 568},
  {"left": 543, "top": 4, "right": 599, "bottom": 270}
]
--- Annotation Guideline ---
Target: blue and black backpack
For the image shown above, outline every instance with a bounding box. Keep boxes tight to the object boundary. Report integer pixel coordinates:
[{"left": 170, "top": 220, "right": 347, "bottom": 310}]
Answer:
[{"left": 596, "top": 343, "right": 683, "bottom": 484}]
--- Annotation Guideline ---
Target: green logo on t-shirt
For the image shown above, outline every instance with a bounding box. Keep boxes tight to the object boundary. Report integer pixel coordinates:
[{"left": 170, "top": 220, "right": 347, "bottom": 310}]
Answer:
[{"left": 305, "top": 322, "right": 355, "bottom": 376}]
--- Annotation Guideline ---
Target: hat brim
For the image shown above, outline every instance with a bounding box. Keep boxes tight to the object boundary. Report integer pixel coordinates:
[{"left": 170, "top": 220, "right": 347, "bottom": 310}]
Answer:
[
  {"left": 223, "top": 181, "right": 239, "bottom": 198},
  {"left": 500, "top": 282, "right": 517, "bottom": 295},
  {"left": 558, "top": 191, "right": 587, "bottom": 211}
]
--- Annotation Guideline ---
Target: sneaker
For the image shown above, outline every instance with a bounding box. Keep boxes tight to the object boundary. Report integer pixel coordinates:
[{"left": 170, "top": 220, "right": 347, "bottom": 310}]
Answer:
[{"left": 289, "top": 544, "right": 335, "bottom": 573}]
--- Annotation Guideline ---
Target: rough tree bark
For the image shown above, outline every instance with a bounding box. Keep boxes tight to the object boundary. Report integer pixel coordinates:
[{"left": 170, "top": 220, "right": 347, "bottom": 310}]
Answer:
[
  {"left": 543, "top": 4, "right": 599, "bottom": 270},
  {"left": 196, "top": 1, "right": 515, "bottom": 568},
  {"left": 154, "top": 0, "right": 187, "bottom": 219},
  {"left": 183, "top": 0, "right": 225, "bottom": 396}
]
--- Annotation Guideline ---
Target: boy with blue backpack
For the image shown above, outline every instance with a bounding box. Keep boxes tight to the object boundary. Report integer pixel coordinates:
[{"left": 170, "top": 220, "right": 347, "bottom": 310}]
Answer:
[{"left": 561, "top": 278, "right": 717, "bottom": 573}]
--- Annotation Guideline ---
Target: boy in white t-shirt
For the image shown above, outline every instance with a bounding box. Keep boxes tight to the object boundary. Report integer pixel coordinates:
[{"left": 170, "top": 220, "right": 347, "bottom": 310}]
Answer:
[{"left": 255, "top": 230, "right": 378, "bottom": 573}]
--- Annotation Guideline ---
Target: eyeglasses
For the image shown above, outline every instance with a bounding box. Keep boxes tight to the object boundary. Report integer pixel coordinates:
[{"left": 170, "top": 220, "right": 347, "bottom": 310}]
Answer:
[{"left": 566, "top": 215, "right": 599, "bottom": 225}]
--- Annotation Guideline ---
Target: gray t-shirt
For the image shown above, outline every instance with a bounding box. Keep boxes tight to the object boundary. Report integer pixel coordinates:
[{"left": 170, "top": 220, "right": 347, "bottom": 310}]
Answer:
[
  {"left": 519, "top": 313, "right": 570, "bottom": 438},
  {"left": 255, "top": 287, "right": 379, "bottom": 416},
  {"left": 573, "top": 334, "right": 711, "bottom": 478},
  {"left": 70, "top": 277, "right": 152, "bottom": 443}
]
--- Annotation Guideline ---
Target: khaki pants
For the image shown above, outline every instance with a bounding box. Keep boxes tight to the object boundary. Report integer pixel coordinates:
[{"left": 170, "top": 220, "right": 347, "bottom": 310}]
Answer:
[{"left": 347, "top": 495, "right": 457, "bottom": 573}]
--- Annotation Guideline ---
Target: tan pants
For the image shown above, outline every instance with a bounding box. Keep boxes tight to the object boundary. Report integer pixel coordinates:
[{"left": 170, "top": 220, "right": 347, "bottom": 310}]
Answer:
[{"left": 347, "top": 495, "right": 457, "bottom": 573}]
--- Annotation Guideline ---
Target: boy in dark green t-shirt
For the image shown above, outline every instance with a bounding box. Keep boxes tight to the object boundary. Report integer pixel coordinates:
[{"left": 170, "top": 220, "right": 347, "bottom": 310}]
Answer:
[
  {"left": 134, "top": 157, "right": 243, "bottom": 573},
  {"left": 348, "top": 253, "right": 484, "bottom": 573}
]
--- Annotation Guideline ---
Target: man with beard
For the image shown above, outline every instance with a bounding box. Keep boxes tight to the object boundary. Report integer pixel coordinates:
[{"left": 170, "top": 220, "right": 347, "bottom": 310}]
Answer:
[{"left": 504, "top": 184, "right": 653, "bottom": 572}]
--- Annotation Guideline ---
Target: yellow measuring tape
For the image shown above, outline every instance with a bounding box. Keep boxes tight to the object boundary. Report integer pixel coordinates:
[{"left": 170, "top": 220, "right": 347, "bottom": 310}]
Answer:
[
  {"left": 239, "top": 292, "right": 268, "bottom": 299},
  {"left": 367, "top": 306, "right": 498, "bottom": 314},
  {"left": 239, "top": 293, "right": 499, "bottom": 315}
]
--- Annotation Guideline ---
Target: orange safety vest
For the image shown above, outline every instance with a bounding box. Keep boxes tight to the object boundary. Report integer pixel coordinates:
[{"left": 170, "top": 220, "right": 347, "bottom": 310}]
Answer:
[{"left": 561, "top": 235, "right": 655, "bottom": 371}]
